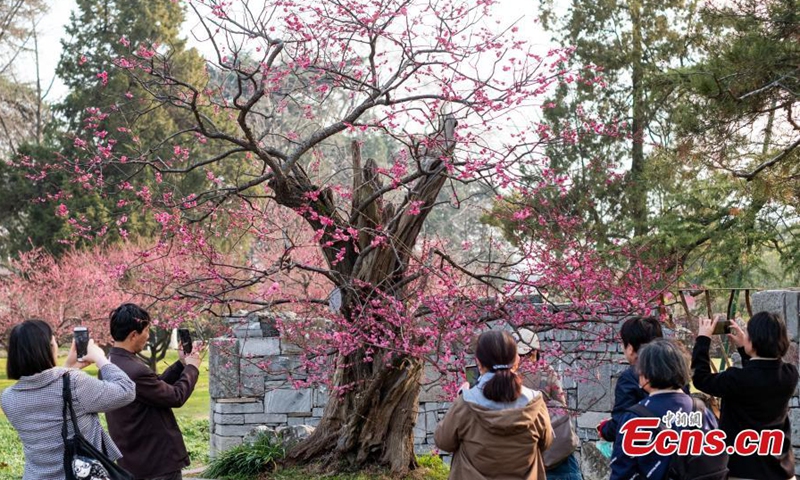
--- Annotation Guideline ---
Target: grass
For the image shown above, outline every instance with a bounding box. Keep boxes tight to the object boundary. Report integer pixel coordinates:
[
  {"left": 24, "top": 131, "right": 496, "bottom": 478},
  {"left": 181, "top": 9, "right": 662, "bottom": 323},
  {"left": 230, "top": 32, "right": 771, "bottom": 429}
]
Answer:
[{"left": 0, "top": 351, "right": 210, "bottom": 479}]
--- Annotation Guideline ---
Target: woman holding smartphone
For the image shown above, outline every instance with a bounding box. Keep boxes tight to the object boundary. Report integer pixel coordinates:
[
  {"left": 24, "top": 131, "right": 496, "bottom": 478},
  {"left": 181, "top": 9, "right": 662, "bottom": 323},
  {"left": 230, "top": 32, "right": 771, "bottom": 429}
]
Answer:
[
  {"left": 692, "top": 312, "right": 799, "bottom": 480},
  {"left": 435, "top": 329, "right": 553, "bottom": 479},
  {"left": 1, "top": 319, "right": 136, "bottom": 479}
]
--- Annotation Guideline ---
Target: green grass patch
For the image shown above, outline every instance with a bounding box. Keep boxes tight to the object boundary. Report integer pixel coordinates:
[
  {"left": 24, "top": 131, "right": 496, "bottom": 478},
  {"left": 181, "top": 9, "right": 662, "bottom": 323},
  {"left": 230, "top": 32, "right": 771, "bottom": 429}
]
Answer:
[{"left": 0, "top": 417, "right": 25, "bottom": 480}]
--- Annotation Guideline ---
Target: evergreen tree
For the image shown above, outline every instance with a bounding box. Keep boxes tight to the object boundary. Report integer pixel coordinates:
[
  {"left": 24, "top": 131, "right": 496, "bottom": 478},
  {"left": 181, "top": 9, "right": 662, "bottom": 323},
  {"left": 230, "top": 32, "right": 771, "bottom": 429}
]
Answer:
[{"left": 1, "top": 0, "right": 211, "bottom": 256}]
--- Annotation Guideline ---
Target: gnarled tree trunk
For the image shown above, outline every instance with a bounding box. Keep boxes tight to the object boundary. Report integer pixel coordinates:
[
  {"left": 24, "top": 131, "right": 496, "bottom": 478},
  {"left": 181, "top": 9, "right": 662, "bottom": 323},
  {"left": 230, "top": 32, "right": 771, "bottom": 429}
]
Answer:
[{"left": 286, "top": 116, "right": 456, "bottom": 475}]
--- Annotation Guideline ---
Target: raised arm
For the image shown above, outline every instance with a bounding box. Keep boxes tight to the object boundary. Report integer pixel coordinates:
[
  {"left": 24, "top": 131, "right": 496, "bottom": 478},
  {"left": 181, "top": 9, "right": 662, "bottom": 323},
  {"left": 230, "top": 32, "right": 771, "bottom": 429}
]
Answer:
[
  {"left": 72, "top": 364, "right": 136, "bottom": 413},
  {"left": 691, "top": 335, "right": 739, "bottom": 397}
]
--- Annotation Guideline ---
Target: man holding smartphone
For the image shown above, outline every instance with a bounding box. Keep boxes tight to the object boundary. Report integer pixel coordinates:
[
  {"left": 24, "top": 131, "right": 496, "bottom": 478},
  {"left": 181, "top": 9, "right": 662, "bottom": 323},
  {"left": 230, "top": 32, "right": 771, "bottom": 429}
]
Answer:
[{"left": 105, "top": 303, "right": 202, "bottom": 480}]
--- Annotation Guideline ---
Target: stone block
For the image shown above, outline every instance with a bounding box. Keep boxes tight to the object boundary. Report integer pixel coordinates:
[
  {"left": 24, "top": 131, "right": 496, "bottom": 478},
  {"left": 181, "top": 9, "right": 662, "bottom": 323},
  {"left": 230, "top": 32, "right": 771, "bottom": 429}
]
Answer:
[
  {"left": 281, "top": 340, "right": 304, "bottom": 354},
  {"left": 313, "top": 388, "right": 329, "bottom": 407},
  {"left": 305, "top": 417, "right": 321, "bottom": 427},
  {"left": 753, "top": 290, "right": 800, "bottom": 343},
  {"left": 419, "top": 364, "right": 446, "bottom": 402},
  {"left": 425, "top": 410, "right": 438, "bottom": 436},
  {"left": 786, "top": 292, "right": 800, "bottom": 348},
  {"left": 413, "top": 417, "right": 427, "bottom": 442},
  {"left": 240, "top": 360, "right": 268, "bottom": 397},
  {"left": 287, "top": 412, "right": 313, "bottom": 418},
  {"left": 794, "top": 448, "right": 800, "bottom": 476},
  {"left": 275, "top": 424, "right": 316, "bottom": 445},
  {"left": 211, "top": 435, "right": 243, "bottom": 458},
  {"left": 262, "top": 355, "right": 305, "bottom": 381},
  {"left": 576, "top": 363, "right": 620, "bottom": 412},
  {"left": 245, "top": 413, "right": 288, "bottom": 424},
  {"left": 213, "top": 399, "right": 264, "bottom": 414},
  {"left": 213, "top": 413, "right": 244, "bottom": 425},
  {"left": 239, "top": 337, "right": 281, "bottom": 357},
  {"left": 753, "top": 290, "right": 788, "bottom": 318},
  {"left": 288, "top": 416, "right": 310, "bottom": 426},
  {"left": 232, "top": 321, "right": 263, "bottom": 339},
  {"left": 791, "top": 408, "right": 800, "bottom": 447},
  {"left": 577, "top": 411, "right": 608, "bottom": 430},
  {"left": 312, "top": 408, "right": 324, "bottom": 417},
  {"left": 265, "top": 388, "right": 313, "bottom": 414},
  {"left": 209, "top": 338, "right": 240, "bottom": 398},
  {"left": 216, "top": 424, "right": 259, "bottom": 437}
]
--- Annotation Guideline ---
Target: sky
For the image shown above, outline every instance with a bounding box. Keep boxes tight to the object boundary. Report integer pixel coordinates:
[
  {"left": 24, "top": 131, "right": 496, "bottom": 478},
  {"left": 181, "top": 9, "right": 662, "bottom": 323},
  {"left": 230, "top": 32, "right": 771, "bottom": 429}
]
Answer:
[{"left": 24, "top": 0, "right": 555, "bottom": 102}]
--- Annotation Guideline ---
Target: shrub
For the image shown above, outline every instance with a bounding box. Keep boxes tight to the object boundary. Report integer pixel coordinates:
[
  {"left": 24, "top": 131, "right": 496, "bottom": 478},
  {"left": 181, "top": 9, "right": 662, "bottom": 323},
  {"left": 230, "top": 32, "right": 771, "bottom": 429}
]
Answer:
[{"left": 203, "top": 432, "right": 286, "bottom": 480}]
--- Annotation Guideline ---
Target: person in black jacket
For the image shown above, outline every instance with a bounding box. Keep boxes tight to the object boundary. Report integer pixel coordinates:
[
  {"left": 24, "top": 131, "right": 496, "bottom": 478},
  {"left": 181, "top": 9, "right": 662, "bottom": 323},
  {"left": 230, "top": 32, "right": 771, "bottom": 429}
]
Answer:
[
  {"left": 692, "top": 312, "right": 799, "bottom": 480},
  {"left": 597, "top": 316, "right": 663, "bottom": 442}
]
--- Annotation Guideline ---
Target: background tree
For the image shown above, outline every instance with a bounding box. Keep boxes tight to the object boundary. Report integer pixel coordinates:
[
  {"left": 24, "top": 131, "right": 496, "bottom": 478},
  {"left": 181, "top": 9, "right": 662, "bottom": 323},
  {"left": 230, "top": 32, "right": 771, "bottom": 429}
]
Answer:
[
  {"left": 0, "top": 0, "right": 47, "bottom": 155},
  {"left": 0, "top": 0, "right": 211, "bottom": 257},
  {"left": 492, "top": 0, "right": 800, "bottom": 291},
  {"left": 664, "top": 0, "right": 800, "bottom": 286},
  {"left": 529, "top": 0, "right": 704, "bottom": 239}
]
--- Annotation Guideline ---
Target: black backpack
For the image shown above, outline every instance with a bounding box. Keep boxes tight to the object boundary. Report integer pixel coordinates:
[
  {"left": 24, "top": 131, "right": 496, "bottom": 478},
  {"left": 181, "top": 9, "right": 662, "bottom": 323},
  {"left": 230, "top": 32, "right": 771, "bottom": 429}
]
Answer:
[{"left": 627, "top": 398, "right": 728, "bottom": 480}]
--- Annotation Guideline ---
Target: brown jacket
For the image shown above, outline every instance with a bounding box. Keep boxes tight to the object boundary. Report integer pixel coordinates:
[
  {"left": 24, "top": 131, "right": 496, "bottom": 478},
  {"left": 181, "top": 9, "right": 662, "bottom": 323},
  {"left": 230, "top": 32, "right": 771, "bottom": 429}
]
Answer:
[
  {"left": 105, "top": 347, "right": 199, "bottom": 479},
  {"left": 434, "top": 393, "right": 553, "bottom": 479}
]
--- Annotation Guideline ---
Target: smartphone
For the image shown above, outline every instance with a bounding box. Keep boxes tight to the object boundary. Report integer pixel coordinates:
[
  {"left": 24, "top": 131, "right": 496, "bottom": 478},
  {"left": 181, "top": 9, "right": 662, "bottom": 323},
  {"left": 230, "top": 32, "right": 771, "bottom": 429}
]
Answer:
[
  {"left": 712, "top": 320, "right": 731, "bottom": 335},
  {"left": 178, "top": 328, "right": 193, "bottom": 354},
  {"left": 465, "top": 364, "right": 480, "bottom": 388},
  {"left": 73, "top": 327, "right": 89, "bottom": 359}
]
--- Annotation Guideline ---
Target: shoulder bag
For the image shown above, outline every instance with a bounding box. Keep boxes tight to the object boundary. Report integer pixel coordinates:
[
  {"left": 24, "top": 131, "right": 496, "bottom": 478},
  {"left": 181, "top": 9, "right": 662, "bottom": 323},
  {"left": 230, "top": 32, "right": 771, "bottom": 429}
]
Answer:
[{"left": 62, "top": 372, "right": 134, "bottom": 480}]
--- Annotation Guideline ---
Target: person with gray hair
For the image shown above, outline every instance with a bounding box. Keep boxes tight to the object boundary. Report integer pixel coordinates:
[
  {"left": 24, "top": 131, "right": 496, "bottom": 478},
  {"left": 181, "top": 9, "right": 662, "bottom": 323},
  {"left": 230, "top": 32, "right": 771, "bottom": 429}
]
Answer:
[{"left": 610, "top": 339, "right": 726, "bottom": 480}]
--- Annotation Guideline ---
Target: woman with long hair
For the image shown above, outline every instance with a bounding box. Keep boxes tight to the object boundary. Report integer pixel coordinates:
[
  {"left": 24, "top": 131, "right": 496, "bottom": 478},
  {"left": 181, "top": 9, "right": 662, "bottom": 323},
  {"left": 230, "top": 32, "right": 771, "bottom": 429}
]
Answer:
[
  {"left": 435, "top": 329, "right": 553, "bottom": 479},
  {"left": 1, "top": 319, "right": 136, "bottom": 479}
]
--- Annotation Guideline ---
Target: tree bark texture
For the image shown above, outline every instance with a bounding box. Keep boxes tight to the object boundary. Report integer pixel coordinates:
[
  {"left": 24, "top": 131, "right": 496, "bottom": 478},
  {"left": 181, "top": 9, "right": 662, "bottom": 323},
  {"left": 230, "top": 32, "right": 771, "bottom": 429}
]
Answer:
[{"left": 284, "top": 117, "right": 457, "bottom": 474}]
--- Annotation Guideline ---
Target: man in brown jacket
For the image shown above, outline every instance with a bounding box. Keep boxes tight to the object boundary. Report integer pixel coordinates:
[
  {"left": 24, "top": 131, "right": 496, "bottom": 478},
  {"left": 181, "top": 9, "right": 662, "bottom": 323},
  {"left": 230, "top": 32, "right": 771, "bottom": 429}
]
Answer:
[{"left": 105, "top": 303, "right": 201, "bottom": 480}]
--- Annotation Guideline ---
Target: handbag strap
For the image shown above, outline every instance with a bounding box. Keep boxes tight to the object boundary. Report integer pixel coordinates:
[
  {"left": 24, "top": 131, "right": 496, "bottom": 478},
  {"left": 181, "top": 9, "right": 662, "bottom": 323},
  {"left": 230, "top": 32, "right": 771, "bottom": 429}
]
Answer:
[
  {"left": 62, "top": 372, "right": 82, "bottom": 437},
  {"left": 61, "top": 371, "right": 109, "bottom": 456}
]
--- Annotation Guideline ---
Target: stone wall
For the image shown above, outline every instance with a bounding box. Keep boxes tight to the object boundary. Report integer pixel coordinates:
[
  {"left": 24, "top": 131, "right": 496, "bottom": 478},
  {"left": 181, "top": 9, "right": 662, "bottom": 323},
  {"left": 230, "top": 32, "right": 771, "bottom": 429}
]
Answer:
[{"left": 208, "top": 290, "right": 800, "bottom": 475}]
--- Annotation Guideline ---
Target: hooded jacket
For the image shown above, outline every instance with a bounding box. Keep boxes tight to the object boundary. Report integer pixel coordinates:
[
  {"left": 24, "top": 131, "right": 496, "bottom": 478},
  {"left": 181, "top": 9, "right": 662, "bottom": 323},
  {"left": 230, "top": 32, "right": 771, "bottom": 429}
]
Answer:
[
  {"left": 0, "top": 364, "right": 135, "bottom": 480},
  {"left": 434, "top": 373, "right": 553, "bottom": 479}
]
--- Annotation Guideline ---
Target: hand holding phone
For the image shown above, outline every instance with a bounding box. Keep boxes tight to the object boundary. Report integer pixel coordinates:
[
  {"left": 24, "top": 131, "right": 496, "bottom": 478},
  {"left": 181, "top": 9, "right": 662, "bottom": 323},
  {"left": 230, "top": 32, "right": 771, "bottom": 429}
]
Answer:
[
  {"left": 712, "top": 319, "right": 731, "bottom": 335},
  {"left": 73, "top": 327, "right": 89, "bottom": 359},
  {"left": 178, "top": 328, "right": 192, "bottom": 354},
  {"left": 464, "top": 364, "right": 480, "bottom": 388}
]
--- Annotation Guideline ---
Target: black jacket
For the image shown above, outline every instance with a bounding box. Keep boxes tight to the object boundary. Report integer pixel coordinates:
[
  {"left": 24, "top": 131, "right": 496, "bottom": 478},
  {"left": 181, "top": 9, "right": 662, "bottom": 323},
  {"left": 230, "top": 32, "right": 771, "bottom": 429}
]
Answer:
[
  {"left": 692, "top": 335, "right": 798, "bottom": 479},
  {"left": 600, "top": 366, "right": 646, "bottom": 441},
  {"left": 105, "top": 347, "right": 199, "bottom": 479}
]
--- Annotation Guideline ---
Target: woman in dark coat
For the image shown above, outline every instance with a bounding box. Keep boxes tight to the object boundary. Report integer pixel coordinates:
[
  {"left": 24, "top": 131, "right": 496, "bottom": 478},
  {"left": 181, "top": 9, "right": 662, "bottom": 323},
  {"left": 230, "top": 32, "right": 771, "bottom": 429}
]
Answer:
[{"left": 693, "top": 312, "right": 799, "bottom": 480}]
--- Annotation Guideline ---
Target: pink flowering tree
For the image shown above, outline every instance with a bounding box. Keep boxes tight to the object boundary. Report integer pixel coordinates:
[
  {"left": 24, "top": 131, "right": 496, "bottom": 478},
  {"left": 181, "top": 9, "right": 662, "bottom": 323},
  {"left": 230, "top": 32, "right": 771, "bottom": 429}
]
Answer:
[
  {"left": 0, "top": 242, "right": 213, "bottom": 371},
  {"left": 35, "top": 0, "right": 680, "bottom": 473},
  {"left": 0, "top": 247, "right": 128, "bottom": 347}
]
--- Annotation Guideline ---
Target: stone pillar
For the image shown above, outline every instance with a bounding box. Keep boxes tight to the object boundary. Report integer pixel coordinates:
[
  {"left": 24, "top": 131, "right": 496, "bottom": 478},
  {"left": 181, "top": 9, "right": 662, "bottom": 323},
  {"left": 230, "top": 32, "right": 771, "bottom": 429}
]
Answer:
[{"left": 208, "top": 312, "right": 324, "bottom": 458}]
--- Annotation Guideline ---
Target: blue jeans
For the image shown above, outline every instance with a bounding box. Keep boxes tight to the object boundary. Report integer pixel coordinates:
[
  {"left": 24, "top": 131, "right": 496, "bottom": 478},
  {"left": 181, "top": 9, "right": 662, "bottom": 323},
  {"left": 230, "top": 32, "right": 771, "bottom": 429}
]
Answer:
[{"left": 546, "top": 453, "right": 582, "bottom": 480}]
